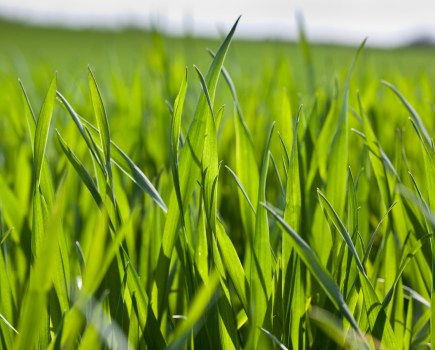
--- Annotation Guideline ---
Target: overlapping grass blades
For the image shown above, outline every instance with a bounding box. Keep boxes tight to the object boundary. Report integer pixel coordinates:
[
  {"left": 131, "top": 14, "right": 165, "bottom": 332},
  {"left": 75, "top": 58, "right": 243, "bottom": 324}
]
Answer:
[
  {"left": 0, "top": 16, "right": 434, "bottom": 349},
  {"left": 151, "top": 16, "right": 240, "bottom": 320}
]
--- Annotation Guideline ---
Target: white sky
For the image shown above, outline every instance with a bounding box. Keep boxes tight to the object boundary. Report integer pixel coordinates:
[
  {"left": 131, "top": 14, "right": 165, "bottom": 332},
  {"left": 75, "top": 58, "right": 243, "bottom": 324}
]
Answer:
[{"left": 1, "top": 0, "right": 435, "bottom": 46}]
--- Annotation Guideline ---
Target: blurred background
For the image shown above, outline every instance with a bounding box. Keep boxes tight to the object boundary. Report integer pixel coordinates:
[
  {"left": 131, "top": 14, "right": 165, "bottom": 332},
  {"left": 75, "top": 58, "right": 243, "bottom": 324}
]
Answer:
[{"left": 1, "top": 0, "right": 435, "bottom": 47}]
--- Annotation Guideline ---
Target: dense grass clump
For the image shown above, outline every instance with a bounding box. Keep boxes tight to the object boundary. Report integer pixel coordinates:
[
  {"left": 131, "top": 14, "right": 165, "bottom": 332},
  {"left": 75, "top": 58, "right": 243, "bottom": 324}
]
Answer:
[{"left": 1, "top": 18, "right": 435, "bottom": 349}]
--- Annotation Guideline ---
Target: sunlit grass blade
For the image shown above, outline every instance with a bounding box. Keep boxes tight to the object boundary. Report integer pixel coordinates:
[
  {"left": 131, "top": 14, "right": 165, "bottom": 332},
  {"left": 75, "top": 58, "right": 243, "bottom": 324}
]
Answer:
[
  {"left": 249, "top": 123, "right": 274, "bottom": 347},
  {"left": 15, "top": 179, "right": 67, "bottom": 350},
  {"left": 33, "top": 74, "right": 57, "bottom": 184},
  {"left": 71, "top": 116, "right": 167, "bottom": 212},
  {"left": 282, "top": 110, "right": 303, "bottom": 348},
  {"left": 382, "top": 80, "right": 432, "bottom": 150},
  {"left": 259, "top": 327, "right": 288, "bottom": 350},
  {"left": 170, "top": 67, "right": 188, "bottom": 223},
  {"left": 56, "top": 91, "right": 104, "bottom": 166},
  {"left": 195, "top": 65, "right": 218, "bottom": 230},
  {"left": 88, "top": 67, "right": 112, "bottom": 181},
  {"left": 110, "top": 143, "right": 167, "bottom": 212},
  {"left": 326, "top": 38, "right": 366, "bottom": 219},
  {"left": 225, "top": 165, "right": 256, "bottom": 214},
  {"left": 216, "top": 219, "right": 249, "bottom": 312},
  {"left": 317, "top": 189, "right": 365, "bottom": 275}
]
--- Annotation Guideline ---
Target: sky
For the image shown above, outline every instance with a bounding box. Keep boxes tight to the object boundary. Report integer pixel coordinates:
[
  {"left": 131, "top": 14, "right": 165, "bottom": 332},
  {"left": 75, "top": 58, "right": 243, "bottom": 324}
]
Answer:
[{"left": 1, "top": 0, "right": 435, "bottom": 47}]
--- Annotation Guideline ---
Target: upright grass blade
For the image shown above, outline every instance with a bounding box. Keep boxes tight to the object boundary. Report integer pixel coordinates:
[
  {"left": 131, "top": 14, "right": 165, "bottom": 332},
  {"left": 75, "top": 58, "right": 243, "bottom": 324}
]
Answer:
[
  {"left": 33, "top": 75, "right": 57, "bottom": 185},
  {"left": 326, "top": 38, "right": 366, "bottom": 220},
  {"left": 15, "top": 179, "right": 67, "bottom": 350},
  {"left": 88, "top": 67, "right": 112, "bottom": 182},
  {"left": 249, "top": 123, "right": 274, "bottom": 347},
  {"left": 170, "top": 68, "right": 188, "bottom": 224},
  {"left": 195, "top": 65, "right": 219, "bottom": 231}
]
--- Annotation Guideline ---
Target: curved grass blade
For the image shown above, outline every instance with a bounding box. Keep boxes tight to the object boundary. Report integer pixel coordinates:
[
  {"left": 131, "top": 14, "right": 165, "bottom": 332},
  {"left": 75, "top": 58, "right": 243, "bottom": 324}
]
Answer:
[
  {"left": 111, "top": 143, "right": 167, "bottom": 212},
  {"left": 362, "top": 202, "right": 397, "bottom": 265},
  {"left": 259, "top": 327, "right": 288, "bottom": 350},
  {"left": 56, "top": 131, "right": 103, "bottom": 207},
  {"left": 317, "top": 189, "right": 365, "bottom": 275},
  {"left": 382, "top": 80, "right": 432, "bottom": 150},
  {"left": 225, "top": 165, "right": 255, "bottom": 214},
  {"left": 56, "top": 91, "right": 104, "bottom": 168},
  {"left": 76, "top": 117, "right": 167, "bottom": 212}
]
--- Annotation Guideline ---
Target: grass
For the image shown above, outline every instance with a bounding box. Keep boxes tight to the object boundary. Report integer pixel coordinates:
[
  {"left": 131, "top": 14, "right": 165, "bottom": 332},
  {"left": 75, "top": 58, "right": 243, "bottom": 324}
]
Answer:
[{"left": 0, "top": 17, "right": 435, "bottom": 349}]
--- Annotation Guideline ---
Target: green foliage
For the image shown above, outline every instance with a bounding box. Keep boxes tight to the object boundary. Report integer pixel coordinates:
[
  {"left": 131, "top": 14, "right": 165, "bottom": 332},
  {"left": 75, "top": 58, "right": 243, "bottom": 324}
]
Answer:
[{"left": 0, "top": 17, "right": 435, "bottom": 349}]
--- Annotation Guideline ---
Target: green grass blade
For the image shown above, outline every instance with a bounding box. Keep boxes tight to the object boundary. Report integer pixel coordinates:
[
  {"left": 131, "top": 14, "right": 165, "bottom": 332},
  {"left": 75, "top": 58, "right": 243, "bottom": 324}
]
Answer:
[
  {"left": 317, "top": 189, "right": 365, "bottom": 275},
  {"left": 216, "top": 219, "right": 249, "bottom": 312},
  {"left": 110, "top": 143, "right": 167, "bottom": 212},
  {"left": 56, "top": 130, "right": 103, "bottom": 207},
  {"left": 77, "top": 117, "right": 167, "bottom": 212},
  {"left": 382, "top": 80, "right": 432, "bottom": 150},
  {"left": 225, "top": 165, "right": 256, "bottom": 214},
  {"left": 33, "top": 75, "right": 57, "bottom": 184},
  {"left": 170, "top": 68, "right": 188, "bottom": 223},
  {"left": 87, "top": 67, "right": 112, "bottom": 181},
  {"left": 249, "top": 123, "right": 274, "bottom": 347},
  {"left": 326, "top": 39, "right": 366, "bottom": 219},
  {"left": 259, "top": 327, "right": 289, "bottom": 350},
  {"left": 15, "top": 179, "right": 67, "bottom": 350},
  {"left": 56, "top": 91, "right": 105, "bottom": 167}
]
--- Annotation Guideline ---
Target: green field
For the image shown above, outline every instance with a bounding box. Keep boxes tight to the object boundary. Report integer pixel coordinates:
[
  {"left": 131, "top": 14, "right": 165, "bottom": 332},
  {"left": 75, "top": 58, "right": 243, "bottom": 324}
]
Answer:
[{"left": 1, "top": 17, "right": 435, "bottom": 349}]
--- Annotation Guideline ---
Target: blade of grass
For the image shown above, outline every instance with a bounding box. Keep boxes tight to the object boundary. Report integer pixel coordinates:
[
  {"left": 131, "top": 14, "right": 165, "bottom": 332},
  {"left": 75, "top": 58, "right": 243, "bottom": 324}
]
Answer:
[
  {"left": 34, "top": 75, "right": 57, "bottom": 185},
  {"left": 249, "top": 123, "right": 274, "bottom": 347}
]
